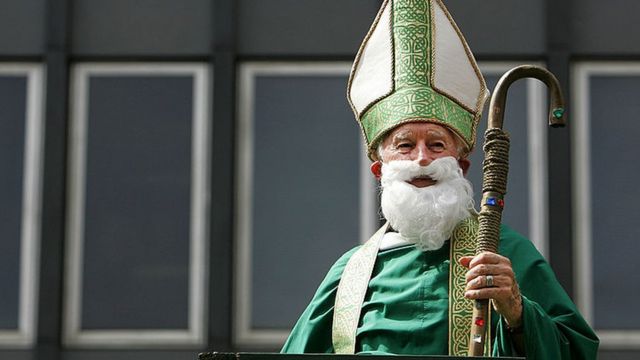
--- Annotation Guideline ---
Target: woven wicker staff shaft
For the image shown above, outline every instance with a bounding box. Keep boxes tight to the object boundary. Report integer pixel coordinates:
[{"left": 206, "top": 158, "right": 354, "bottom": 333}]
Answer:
[{"left": 468, "top": 65, "right": 566, "bottom": 357}]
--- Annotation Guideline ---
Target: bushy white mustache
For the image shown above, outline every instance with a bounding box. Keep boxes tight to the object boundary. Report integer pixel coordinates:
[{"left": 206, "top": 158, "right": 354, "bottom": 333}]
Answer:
[{"left": 380, "top": 157, "right": 464, "bottom": 185}]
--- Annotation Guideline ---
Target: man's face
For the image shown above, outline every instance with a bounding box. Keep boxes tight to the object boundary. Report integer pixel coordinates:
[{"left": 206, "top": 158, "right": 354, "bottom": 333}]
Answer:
[{"left": 371, "top": 122, "right": 470, "bottom": 187}]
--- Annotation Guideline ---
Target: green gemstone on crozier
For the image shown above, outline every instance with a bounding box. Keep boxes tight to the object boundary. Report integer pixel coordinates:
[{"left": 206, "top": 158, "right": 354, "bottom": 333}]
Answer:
[{"left": 553, "top": 108, "right": 565, "bottom": 119}]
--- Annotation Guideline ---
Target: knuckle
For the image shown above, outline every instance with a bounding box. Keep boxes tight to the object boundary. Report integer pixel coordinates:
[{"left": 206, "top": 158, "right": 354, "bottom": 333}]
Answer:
[
  {"left": 478, "top": 264, "right": 489, "bottom": 273},
  {"left": 478, "top": 253, "right": 489, "bottom": 261}
]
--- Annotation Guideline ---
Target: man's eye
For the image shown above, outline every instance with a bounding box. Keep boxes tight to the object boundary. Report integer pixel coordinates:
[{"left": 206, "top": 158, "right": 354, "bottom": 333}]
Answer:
[
  {"left": 430, "top": 142, "right": 445, "bottom": 150},
  {"left": 397, "top": 143, "right": 412, "bottom": 149}
]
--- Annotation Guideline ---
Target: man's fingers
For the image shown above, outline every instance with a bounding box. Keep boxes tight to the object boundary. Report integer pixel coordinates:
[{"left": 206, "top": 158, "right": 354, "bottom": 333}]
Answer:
[
  {"left": 462, "top": 253, "right": 523, "bottom": 327},
  {"left": 464, "top": 286, "right": 511, "bottom": 301},
  {"left": 468, "top": 252, "right": 511, "bottom": 268},
  {"left": 464, "top": 263, "right": 513, "bottom": 283},
  {"left": 465, "top": 274, "right": 508, "bottom": 291}
]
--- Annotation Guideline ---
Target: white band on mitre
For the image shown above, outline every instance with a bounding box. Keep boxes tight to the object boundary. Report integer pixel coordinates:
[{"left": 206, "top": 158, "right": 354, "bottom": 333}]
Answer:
[
  {"left": 432, "top": 0, "right": 488, "bottom": 114},
  {"left": 348, "top": 0, "right": 394, "bottom": 117}
]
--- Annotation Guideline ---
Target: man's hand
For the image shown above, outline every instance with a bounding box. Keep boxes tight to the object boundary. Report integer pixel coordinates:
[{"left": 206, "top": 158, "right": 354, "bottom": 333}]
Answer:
[{"left": 459, "top": 252, "right": 523, "bottom": 328}]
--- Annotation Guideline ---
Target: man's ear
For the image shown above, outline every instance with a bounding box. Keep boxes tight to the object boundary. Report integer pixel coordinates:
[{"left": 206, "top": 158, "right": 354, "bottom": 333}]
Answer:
[
  {"left": 370, "top": 160, "right": 382, "bottom": 180},
  {"left": 458, "top": 158, "right": 471, "bottom": 176}
]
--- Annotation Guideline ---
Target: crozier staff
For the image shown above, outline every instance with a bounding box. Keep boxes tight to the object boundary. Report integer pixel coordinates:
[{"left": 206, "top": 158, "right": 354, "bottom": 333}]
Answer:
[
  {"left": 467, "top": 65, "right": 567, "bottom": 356},
  {"left": 282, "top": 0, "right": 599, "bottom": 358}
]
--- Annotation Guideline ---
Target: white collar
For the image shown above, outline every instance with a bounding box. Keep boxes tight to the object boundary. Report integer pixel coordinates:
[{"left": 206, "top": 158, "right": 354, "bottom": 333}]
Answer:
[{"left": 379, "top": 231, "right": 413, "bottom": 251}]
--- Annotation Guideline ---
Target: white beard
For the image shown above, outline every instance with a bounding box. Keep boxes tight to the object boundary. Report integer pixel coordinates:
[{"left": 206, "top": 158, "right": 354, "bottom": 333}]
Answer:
[{"left": 380, "top": 157, "right": 474, "bottom": 251}]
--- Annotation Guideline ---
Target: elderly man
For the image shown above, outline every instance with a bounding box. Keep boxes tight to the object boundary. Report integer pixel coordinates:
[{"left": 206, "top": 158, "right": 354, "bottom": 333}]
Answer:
[{"left": 282, "top": 0, "right": 598, "bottom": 358}]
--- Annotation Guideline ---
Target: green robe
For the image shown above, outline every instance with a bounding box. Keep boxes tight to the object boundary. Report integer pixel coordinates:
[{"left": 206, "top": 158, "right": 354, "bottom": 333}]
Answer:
[{"left": 281, "top": 225, "right": 599, "bottom": 358}]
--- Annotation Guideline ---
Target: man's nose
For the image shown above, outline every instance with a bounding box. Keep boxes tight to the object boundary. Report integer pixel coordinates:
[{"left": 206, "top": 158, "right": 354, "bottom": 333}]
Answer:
[{"left": 415, "top": 144, "right": 431, "bottom": 166}]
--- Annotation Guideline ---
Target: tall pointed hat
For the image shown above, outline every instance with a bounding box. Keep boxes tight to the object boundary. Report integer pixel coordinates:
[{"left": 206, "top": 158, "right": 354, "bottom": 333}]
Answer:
[{"left": 348, "top": 0, "right": 489, "bottom": 159}]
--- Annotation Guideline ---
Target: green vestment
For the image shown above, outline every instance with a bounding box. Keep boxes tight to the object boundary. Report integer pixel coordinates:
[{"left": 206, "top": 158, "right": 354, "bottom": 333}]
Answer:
[{"left": 281, "top": 224, "right": 599, "bottom": 359}]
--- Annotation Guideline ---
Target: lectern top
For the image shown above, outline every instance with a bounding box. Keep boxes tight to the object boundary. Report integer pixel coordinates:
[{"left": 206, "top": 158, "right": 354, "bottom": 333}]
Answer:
[{"left": 198, "top": 352, "right": 525, "bottom": 360}]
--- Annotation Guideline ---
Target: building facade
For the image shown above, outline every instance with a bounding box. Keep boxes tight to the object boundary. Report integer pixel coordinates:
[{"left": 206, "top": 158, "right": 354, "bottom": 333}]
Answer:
[{"left": 0, "top": 0, "right": 638, "bottom": 359}]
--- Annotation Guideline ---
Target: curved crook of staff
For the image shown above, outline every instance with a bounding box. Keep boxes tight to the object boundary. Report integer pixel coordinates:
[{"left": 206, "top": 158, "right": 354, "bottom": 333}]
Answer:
[{"left": 467, "top": 65, "right": 566, "bottom": 357}]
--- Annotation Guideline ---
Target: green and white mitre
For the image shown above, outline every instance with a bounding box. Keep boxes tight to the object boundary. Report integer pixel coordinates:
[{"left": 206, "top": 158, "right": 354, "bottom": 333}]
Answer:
[{"left": 347, "top": 0, "right": 489, "bottom": 159}]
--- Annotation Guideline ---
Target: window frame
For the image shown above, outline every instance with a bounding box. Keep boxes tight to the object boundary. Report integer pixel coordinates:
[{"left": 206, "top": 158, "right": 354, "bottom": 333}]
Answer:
[
  {"left": 572, "top": 61, "right": 640, "bottom": 349},
  {"left": 0, "top": 63, "right": 45, "bottom": 348},
  {"left": 63, "top": 63, "right": 211, "bottom": 348}
]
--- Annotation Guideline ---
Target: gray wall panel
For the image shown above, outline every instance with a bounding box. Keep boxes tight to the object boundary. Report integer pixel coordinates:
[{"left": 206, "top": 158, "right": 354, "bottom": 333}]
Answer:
[
  {"left": 0, "top": 76, "right": 27, "bottom": 329},
  {"left": 250, "top": 74, "right": 361, "bottom": 329},
  {"left": 590, "top": 76, "right": 640, "bottom": 330},
  {"left": 0, "top": 0, "right": 45, "bottom": 55},
  {"left": 572, "top": 0, "right": 640, "bottom": 55},
  {"left": 71, "top": 0, "right": 212, "bottom": 56},
  {"left": 468, "top": 74, "right": 530, "bottom": 239},
  {"left": 238, "top": 0, "right": 380, "bottom": 56},
  {"left": 238, "top": 0, "right": 544, "bottom": 57},
  {"left": 80, "top": 76, "right": 193, "bottom": 330},
  {"left": 599, "top": 350, "right": 640, "bottom": 360},
  {"left": 446, "top": 0, "right": 545, "bottom": 56},
  {"left": 0, "top": 351, "right": 32, "bottom": 360}
]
